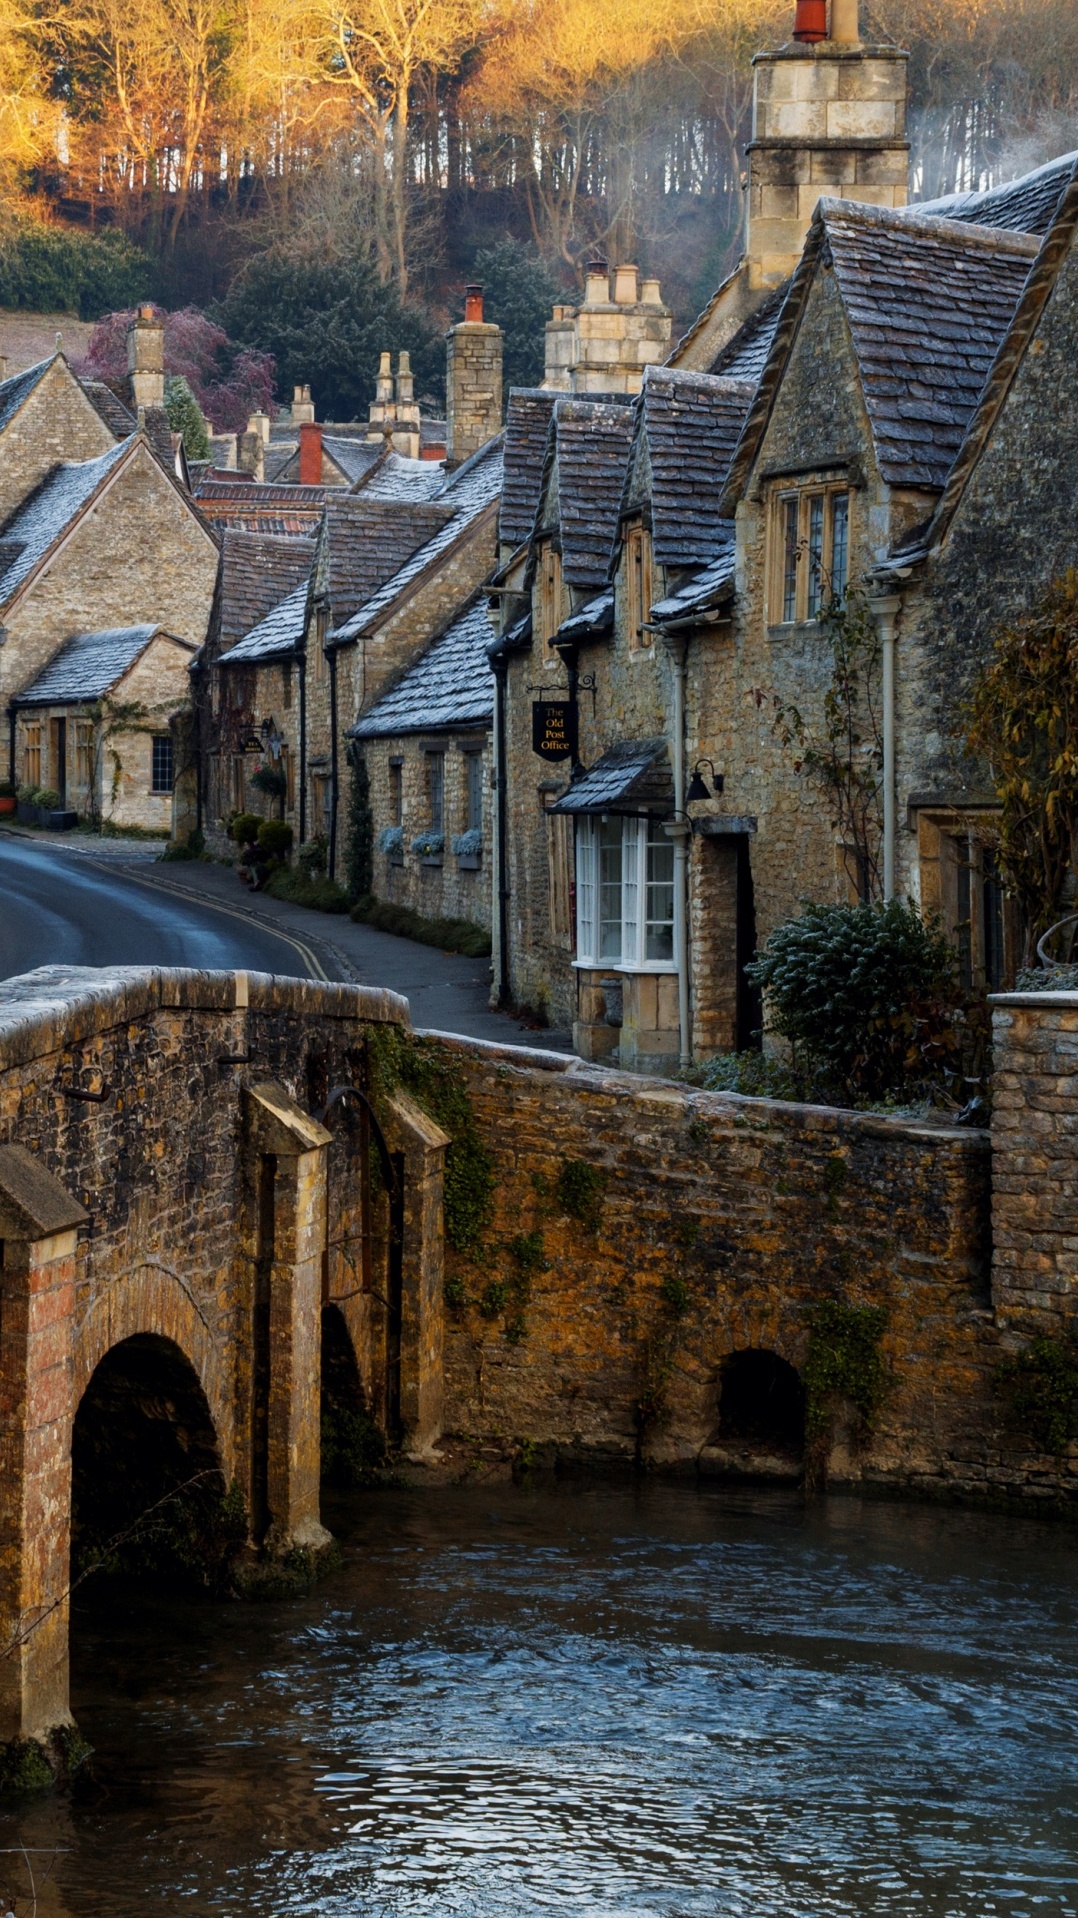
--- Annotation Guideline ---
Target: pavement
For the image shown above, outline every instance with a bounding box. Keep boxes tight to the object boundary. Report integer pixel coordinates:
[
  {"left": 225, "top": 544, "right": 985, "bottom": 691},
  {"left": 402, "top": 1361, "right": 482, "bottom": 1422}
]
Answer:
[{"left": 0, "top": 825, "right": 572, "bottom": 1049}]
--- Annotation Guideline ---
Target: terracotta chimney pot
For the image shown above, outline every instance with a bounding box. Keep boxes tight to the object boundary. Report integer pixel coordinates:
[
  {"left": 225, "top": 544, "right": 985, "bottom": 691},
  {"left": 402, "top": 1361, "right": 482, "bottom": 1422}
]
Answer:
[
  {"left": 464, "top": 284, "right": 484, "bottom": 323},
  {"left": 793, "top": 0, "right": 828, "bottom": 41}
]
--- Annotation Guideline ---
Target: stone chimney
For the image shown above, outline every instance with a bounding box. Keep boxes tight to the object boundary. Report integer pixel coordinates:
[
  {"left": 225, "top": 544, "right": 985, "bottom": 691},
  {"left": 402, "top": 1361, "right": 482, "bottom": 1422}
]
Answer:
[
  {"left": 237, "top": 425, "right": 265, "bottom": 481},
  {"left": 127, "top": 304, "right": 165, "bottom": 411},
  {"left": 391, "top": 352, "right": 421, "bottom": 459},
  {"left": 542, "top": 263, "right": 671, "bottom": 396},
  {"left": 291, "top": 383, "right": 315, "bottom": 425},
  {"left": 366, "top": 351, "right": 396, "bottom": 442},
  {"left": 299, "top": 420, "right": 323, "bottom": 485},
  {"left": 446, "top": 286, "right": 503, "bottom": 468},
  {"left": 747, "top": 0, "right": 908, "bottom": 289}
]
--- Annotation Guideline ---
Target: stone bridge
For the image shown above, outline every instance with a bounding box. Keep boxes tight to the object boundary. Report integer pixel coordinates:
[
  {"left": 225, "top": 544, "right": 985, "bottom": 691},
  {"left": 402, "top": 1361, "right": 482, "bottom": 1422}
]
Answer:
[{"left": 0, "top": 965, "right": 1073, "bottom": 1769}]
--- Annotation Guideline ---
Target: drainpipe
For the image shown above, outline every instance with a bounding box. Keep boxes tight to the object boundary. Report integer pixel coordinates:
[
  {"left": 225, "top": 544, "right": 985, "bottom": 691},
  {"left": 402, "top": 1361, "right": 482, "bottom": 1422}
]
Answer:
[
  {"left": 872, "top": 595, "right": 902, "bottom": 901},
  {"left": 298, "top": 646, "right": 307, "bottom": 846},
  {"left": 328, "top": 642, "right": 339, "bottom": 880},
  {"left": 491, "top": 652, "right": 511, "bottom": 1006},
  {"left": 6, "top": 700, "right": 15, "bottom": 788},
  {"left": 661, "top": 632, "right": 692, "bottom": 1067}
]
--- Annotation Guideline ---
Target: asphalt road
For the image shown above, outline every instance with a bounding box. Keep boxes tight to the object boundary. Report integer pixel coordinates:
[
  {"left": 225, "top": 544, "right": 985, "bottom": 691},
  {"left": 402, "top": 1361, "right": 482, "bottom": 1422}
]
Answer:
[{"left": 0, "top": 835, "right": 334, "bottom": 982}]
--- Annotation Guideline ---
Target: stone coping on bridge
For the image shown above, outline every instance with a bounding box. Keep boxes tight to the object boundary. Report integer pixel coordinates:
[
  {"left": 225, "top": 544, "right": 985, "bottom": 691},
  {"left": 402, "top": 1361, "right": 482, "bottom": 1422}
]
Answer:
[
  {"left": 419, "top": 1026, "right": 991, "bottom": 1151},
  {"left": 0, "top": 964, "right": 410, "bottom": 1071}
]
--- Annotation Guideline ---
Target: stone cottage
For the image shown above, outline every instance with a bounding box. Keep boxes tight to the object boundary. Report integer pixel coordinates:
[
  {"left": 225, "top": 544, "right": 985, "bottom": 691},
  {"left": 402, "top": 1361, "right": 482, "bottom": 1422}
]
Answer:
[
  {"left": 350, "top": 596, "right": 495, "bottom": 930},
  {"left": 11, "top": 624, "right": 195, "bottom": 829}
]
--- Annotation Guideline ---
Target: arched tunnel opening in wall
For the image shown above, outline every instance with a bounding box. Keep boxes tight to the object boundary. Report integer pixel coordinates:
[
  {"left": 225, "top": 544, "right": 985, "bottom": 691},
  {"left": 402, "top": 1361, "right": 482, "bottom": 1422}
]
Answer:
[
  {"left": 320, "top": 1304, "right": 384, "bottom": 1487},
  {"left": 71, "top": 1334, "right": 236, "bottom": 1595},
  {"left": 717, "top": 1349, "right": 806, "bottom": 1462}
]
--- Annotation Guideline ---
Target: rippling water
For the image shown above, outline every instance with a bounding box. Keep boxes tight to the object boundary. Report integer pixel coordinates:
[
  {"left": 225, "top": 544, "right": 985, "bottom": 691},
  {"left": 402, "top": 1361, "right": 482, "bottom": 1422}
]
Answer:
[{"left": 2, "top": 1481, "right": 1077, "bottom": 1917}]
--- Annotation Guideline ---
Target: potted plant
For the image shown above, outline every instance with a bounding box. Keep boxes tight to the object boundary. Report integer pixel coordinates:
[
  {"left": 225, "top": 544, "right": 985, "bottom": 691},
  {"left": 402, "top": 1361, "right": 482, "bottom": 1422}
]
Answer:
[
  {"left": 0, "top": 780, "right": 16, "bottom": 816},
  {"left": 452, "top": 827, "right": 483, "bottom": 871}
]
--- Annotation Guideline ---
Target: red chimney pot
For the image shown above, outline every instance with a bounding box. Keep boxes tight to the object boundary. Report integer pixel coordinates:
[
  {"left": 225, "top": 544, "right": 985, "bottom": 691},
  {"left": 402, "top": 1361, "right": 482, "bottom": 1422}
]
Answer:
[
  {"left": 464, "top": 284, "right": 484, "bottom": 323},
  {"left": 299, "top": 419, "right": 323, "bottom": 486},
  {"left": 793, "top": 0, "right": 828, "bottom": 40}
]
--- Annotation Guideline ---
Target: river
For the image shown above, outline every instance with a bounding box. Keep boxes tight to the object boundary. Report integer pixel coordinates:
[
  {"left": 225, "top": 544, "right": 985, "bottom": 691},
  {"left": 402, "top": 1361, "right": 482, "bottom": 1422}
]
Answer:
[{"left": 0, "top": 1479, "right": 1075, "bottom": 1917}]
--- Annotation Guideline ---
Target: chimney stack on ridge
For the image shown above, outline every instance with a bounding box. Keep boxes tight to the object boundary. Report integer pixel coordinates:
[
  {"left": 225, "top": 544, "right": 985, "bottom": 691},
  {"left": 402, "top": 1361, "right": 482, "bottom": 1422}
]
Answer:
[
  {"left": 127, "top": 304, "right": 165, "bottom": 412},
  {"left": 446, "top": 284, "right": 503, "bottom": 469}
]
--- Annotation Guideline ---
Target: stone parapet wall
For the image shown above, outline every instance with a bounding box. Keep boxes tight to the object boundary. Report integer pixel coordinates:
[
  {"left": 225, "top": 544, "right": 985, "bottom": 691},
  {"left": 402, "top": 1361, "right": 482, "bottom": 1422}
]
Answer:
[{"left": 429, "top": 1029, "right": 1077, "bottom": 1503}]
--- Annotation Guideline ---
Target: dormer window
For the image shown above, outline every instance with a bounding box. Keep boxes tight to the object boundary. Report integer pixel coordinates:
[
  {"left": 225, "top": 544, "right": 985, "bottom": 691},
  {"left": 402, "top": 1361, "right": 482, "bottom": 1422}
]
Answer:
[
  {"left": 624, "top": 522, "right": 653, "bottom": 652},
  {"left": 537, "top": 541, "right": 564, "bottom": 657},
  {"left": 772, "top": 484, "right": 849, "bottom": 625}
]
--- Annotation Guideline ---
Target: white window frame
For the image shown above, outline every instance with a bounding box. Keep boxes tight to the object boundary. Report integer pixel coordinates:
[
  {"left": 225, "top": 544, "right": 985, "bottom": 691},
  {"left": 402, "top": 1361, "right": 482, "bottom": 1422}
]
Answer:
[{"left": 573, "top": 814, "right": 677, "bottom": 973}]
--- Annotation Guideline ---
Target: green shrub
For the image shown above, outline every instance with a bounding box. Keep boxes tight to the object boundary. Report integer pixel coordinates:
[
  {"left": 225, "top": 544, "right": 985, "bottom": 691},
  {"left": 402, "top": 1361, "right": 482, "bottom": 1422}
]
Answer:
[
  {"left": 700, "top": 1051, "right": 806, "bottom": 1101},
  {"left": 164, "top": 375, "right": 210, "bottom": 459},
  {"left": 160, "top": 828, "right": 205, "bottom": 862},
  {"left": 0, "top": 218, "right": 152, "bottom": 320},
  {"left": 747, "top": 899, "right": 960, "bottom": 1102},
  {"left": 264, "top": 868, "right": 349, "bottom": 913},
  {"left": 996, "top": 1335, "right": 1078, "bottom": 1455},
  {"left": 803, "top": 1300, "right": 888, "bottom": 1436},
  {"left": 33, "top": 788, "right": 62, "bottom": 810},
  {"left": 257, "top": 819, "right": 293, "bottom": 858},
  {"left": 556, "top": 1157, "right": 607, "bottom": 1227},
  {"left": 250, "top": 763, "right": 287, "bottom": 801},
  {"left": 230, "top": 811, "right": 262, "bottom": 845},
  {"left": 0, "top": 780, "right": 16, "bottom": 799},
  {"left": 345, "top": 750, "right": 373, "bottom": 903},
  {"left": 297, "top": 835, "right": 328, "bottom": 878},
  {"left": 350, "top": 893, "right": 491, "bottom": 957}
]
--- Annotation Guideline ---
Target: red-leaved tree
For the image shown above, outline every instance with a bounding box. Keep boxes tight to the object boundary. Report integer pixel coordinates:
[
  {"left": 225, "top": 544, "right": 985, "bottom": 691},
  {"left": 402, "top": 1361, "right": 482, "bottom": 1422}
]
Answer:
[{"left": 74, "top": 305, "right": 276, "bottom": 434}]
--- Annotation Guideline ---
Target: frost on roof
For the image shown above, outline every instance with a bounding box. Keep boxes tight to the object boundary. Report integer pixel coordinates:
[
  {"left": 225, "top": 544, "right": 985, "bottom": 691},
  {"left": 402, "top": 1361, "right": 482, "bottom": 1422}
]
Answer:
[
  {"left": 350, "top": 599, "right": 494, "bottom": 739},
  {"left": 223, "top": 577, "right": 310, "bottom": 663},
  {"left": 0, "top": 437, "right": 130, "bottom": 604},
  {"left": 15, "top": 624, "right": 164, "bottom": 704}
]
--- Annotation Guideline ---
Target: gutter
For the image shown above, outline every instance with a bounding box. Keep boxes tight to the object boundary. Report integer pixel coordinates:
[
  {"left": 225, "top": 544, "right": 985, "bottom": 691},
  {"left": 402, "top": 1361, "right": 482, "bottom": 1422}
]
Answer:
[
  {"left": 328, "top": 642, "right": 339, "bottom": 880},
  {"left": 491, "top": 650, "right": 511, "bottom": 1006},
  {"left": 298, "top": 643, "right": 307, "bottom": 845}
]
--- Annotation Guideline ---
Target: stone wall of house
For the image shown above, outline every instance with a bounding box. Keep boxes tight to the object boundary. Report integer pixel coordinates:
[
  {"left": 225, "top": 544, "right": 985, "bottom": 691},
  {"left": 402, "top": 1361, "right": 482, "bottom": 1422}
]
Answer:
[
  {"left": 363, "top": 730, "right": 492, "bottom": 929},
  {"left": 0, "top": 360, "right": 115, "bottom": 528},
  {"left": 432, "top": 1030, "right": 1078, "bottom": 1503},
  {"left": 2, "top": 445, "right": 219, "bottom": 738}
]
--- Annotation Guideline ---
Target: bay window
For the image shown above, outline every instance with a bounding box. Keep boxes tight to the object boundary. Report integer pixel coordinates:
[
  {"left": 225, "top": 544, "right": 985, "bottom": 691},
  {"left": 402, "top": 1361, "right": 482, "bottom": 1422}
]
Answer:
[{"left": 576, "top": 815, "right": 676, "bottom": 969}]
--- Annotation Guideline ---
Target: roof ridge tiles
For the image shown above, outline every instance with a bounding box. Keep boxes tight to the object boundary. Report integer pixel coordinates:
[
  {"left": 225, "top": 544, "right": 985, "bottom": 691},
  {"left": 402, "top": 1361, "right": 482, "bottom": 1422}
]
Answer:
[{"left": 817, "top": 196, "right": 1041, "bottom": 258}]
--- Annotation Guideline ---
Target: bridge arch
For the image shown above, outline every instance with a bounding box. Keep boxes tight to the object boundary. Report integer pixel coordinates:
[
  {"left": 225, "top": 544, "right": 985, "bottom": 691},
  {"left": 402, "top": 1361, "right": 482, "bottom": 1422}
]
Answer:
[
  {"left": 71, "top": 1332, "right": 227, "bottom": 1588},
  {"left": 73, "top": 1266, "right": 232, "bottom": 1473},
  {"left": 715, "top": 1347, "right": 806, "bottom": 1461}
]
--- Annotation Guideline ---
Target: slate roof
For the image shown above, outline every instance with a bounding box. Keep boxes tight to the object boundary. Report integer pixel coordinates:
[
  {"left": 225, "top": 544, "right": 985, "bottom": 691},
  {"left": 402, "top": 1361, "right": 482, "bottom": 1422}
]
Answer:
[
  {"left": 14, "top": 624, "right": 171, "bottom": 704},
  {"left": 708, "top": 287, "right": 788, "bottom": 382},
  {"left": 194, "top": 477, "right": 329, "bottom": 533},
  {"left": 650, "top": 539, "right": 737, "bottom": 626},
  {"left": 79, "top": 378, "right": 136, "bottom": 439},
  {"left": 318, "top": 495, "right": 452, "bottom": 629},
  {"left": 331, "top": 437, "right": 503, "bottom": 644},
  {"left": 547, "top": 737, "right": 673, "bottom": 815},
  {"left": 553, "top": 590, "right": 614, "bottom": 645},
  {"left": 542, "top": 399, "right": 635, "bottom": 590},
  {"left": 633, "top": 368, "right": 756, "bottom": 571},
  {"left": 221, "top": 578, "right": 310, "bottom": 664},
  {"left": 916, "top": 151, "right": 1078, "bottom": 236},
  {"left": 0, "top": 357, "right": 52, "bottom": 436},
  {"left": 350, "top": 598, "right": 495, "bottom": 739},
  {"left": 215, "top": 530, "right": 314, "bottom": 653},
  {"left": 822, "top": 201, "right": 1038, "bottom": 489},
  {"left": 356, "top": 450, "right": 447, "bottom": 501},
  {"left": 500, "top": 389, "right": 558, "bottom": 549},
  {"left": 0, "top": 437, "right": 130, "bottom": 605}
]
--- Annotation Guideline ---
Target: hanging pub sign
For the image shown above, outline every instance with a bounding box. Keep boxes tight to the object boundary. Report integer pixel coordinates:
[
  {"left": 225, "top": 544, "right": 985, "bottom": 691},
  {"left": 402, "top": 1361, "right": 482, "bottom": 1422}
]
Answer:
[{"left": 532, "top": 699, "right": 577, "bottom": 762}]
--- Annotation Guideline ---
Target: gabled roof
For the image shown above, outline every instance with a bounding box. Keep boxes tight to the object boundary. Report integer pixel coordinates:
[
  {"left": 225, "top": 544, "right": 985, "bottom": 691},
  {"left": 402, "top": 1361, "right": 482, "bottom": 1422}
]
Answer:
[
  {"left": 317, "top": 494, "right": 452, "bottom": 630},
  {"left": 221, "top": 578, "right": 310, "bottom": 665},
  {"left": 723, "top": 198, "right": 1038, "bottom": 509},
  {"left": 0, "top": 356, "right": 53, "bottom": 436},
  {"left": 628, "top": 368, "right": 755, "bottom": 571},
  {"left": 80, "top": 379, "right": 137, "bottom": 439},
  {"left": 330, "top": 437, "right": 503, "bottom": 645},
  {"left": 881, "top": 158, "right": 1078, "bottom": 572},
  {"left": 13, "top": 623, "right": 190, "bottom": 705},
  {"left": 353, "top": 449, "right": 446, "bottom": 501},
  {"left": 553, "top": 590, "right": 614, "bottom": 646},
  {"left": 547, "top": 737, "right": 673, "bottom": 816},
  {"left": 215, "top": 530, "right": 314, "bottom": 653},
  {"left": 916, "top": 151, "right": 1078, "bottom": 236},
  {"left": 708, "top": 288, "right": 787, "bottom": 383},
  {"left": 350, "top": 598, "right": 494, "bottom": 739},
  {"left": 321, "top": 435, "right": 383, "bottom": 485},
  {"left": 650, "top": 538, "right": 737, "bottom": 627},
  {"left": 0, "top": 437, "right": 131, "bottom": 606},
  {"left": 500, "top": 389, "right": 558, "bottom": 549},
  {"left": 536, "top": 398, "right": 635, "bottom": 590}
]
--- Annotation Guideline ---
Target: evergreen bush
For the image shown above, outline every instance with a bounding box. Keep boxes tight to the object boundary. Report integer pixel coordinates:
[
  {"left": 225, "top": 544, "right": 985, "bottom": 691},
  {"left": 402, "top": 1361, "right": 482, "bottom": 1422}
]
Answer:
[
  {"left": 164, "top": 375, "right": 210, "bottom": 458},
  {"left": 257, "top": 819, "right": 293, "bottom": 858},
  {"left": 345, "top": 751, "right": 373, "bottom": 902},
  {"left": 0, "top": 219, "right": 152, "bottom": 319},
  {"left": 747, "top": 899, "right": 960, "bottom": 1102}
]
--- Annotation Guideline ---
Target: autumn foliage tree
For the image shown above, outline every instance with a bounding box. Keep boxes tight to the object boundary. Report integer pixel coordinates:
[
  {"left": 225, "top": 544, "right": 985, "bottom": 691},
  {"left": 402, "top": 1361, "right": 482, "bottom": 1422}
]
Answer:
[
  {"left": 966, "top": 570, "right": 1078, "bottom": 962},
  {"left": 75, "top": 304, "right": 275, "bottom": 430}
]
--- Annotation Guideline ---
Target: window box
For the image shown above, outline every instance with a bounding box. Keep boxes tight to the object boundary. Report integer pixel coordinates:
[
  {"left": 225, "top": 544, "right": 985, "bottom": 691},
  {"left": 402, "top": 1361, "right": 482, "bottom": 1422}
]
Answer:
[
  {"left": 412, "top": 829, "right": 444, "bottom": 867},
  {"left": 452, "top": 828, "right": 483, "bottom": 871},
  {"left": 378, "top": 824, "right": 404, "bottom": 867}
]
